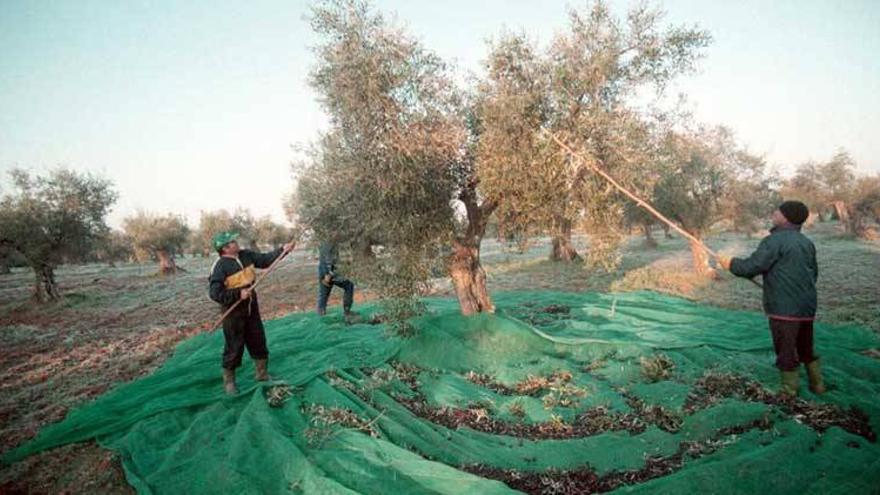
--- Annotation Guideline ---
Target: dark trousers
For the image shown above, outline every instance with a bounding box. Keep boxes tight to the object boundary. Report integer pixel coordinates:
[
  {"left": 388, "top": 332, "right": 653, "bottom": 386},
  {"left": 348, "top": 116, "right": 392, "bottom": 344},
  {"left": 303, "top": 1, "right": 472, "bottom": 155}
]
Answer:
[
  {"left": 317, "top": 277, "right": 354, "bottom": 315},
  {"left": 222, "top": 309, "right": 268, "bottom": 370},
  {"left": 768, "top": 318, "right": 816, "bottom": 371}
]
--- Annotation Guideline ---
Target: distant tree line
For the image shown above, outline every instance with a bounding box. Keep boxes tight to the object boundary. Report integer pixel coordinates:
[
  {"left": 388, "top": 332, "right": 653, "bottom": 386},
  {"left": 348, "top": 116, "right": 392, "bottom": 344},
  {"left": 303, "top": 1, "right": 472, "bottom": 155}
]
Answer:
[{"left": 0, "top": 168, "right": 294, "bottom": 300}]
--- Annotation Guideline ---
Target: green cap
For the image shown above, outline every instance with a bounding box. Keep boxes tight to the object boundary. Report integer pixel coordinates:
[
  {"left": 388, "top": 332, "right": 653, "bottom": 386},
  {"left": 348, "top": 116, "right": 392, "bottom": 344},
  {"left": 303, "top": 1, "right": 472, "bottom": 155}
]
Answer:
[{"left": 212, "top": 231, "right": 239, "bottom": 251}]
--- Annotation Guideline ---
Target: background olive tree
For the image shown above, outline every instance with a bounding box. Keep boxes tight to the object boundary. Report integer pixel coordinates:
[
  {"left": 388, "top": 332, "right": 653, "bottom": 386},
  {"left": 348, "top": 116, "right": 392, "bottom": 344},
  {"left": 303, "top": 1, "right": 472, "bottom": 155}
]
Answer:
[
  {"left": 93, "top": 230, "right": 135, "bottom": 267},
  {"left": 123, "top": 212, "right": 190, "bottom": 274},
  {"left": 781, "top": 161, "right": 827, "bottom": 224},
  {"left": 652, "top": 128, "right": 728, "bottom": 276},
  {"left": 819, "top": 150, "right": 857, "bottom": 225},
  {"left": 719, "top": 149, "right": 780, "bottom": 238},
  {"left": 192, "top": 208, "right": 256, "bottom": 256},
  {"left": 0, "top": 168, "right": 117, "bottom": 301},
  {"left": 251, "top": 215, "right": 295, "bottom": 251}
]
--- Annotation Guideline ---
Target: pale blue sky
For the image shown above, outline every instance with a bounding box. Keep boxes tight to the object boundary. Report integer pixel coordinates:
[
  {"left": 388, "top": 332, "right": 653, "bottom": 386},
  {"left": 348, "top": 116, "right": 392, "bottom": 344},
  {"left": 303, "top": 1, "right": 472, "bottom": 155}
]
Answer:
[{"left": 1, "top": 0, "right": 878, "bottom": 228}]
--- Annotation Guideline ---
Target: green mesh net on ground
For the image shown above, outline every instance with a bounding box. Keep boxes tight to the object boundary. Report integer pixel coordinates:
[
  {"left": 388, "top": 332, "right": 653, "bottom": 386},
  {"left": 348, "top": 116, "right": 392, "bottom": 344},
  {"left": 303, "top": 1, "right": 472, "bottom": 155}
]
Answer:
[{"left": 4, "top": 291, "right": 880, "bottom": 494}]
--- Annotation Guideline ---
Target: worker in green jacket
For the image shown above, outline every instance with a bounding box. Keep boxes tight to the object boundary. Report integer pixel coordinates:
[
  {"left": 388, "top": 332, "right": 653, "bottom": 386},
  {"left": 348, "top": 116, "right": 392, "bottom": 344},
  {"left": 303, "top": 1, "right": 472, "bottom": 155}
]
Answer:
[
  {"left": 719, "top": 200, "right": 825, "bottom": 397},
  {"left": 209, "top": 232, "right": 295, "bottom": 395}
]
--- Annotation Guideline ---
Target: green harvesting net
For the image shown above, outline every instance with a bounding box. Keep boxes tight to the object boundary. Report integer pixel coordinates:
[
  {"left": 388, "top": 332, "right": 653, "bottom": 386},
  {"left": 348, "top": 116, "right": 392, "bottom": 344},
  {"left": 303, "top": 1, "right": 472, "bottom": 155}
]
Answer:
[{"left": 4, "top": 291, "right": 879, "bottom": 494}]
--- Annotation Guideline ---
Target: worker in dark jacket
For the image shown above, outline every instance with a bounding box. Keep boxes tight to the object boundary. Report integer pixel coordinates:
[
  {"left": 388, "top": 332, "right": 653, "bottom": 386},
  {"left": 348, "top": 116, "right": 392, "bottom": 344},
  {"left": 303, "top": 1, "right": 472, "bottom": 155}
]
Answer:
[
  {"left": 209, "top": 231, "right": 295, "bottom": 395},
  {"left": 719, "top": 200, "right": 824, "bottom": 397},
  {"left": 317, "top": 240, "right": 356, "bottom": 322}
]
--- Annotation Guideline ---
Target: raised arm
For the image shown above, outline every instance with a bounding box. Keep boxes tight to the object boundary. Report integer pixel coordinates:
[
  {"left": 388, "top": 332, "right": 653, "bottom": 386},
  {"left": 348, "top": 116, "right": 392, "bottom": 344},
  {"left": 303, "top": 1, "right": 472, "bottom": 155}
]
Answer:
[
  {"left": 246, "top": 248, "right": 285, "bottom": 269},
  {"left": 729, "top": 238, "right": 779, "bottom": 279}
]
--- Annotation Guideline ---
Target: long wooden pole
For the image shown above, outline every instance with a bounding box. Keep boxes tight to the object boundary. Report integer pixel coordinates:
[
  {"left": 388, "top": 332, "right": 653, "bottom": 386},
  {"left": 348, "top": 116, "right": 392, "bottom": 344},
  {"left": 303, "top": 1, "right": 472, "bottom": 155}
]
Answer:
[
  {"left": 209, "top": 244, "right": 295, "bottom": 332},
  {"left": 546, "top": 131, "right": 762, "bottom": 288}
]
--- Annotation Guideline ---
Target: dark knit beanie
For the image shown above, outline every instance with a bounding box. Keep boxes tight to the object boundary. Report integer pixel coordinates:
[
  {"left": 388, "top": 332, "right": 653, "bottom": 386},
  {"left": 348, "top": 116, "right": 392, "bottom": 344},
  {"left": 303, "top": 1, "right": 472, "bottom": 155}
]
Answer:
[{"left": 779, "top": 200, "right": 809, "bottom": 225}]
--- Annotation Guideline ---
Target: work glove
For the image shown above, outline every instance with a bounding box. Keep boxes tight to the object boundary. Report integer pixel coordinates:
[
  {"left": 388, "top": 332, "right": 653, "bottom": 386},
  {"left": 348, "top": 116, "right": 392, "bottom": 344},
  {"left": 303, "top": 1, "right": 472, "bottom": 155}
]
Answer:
[{"left": 717, "top": 255, "right": 732, "bottom": 271}]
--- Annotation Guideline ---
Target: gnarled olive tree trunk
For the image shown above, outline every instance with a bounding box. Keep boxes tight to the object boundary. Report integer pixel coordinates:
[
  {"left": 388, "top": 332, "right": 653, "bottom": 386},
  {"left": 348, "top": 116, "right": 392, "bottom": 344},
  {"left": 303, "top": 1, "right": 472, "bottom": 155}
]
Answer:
[
  {"left": 450, "top": 240, "right": 493, "bottom": 315},
  {"left": 831, "top": 201, "right": 848, "bottom": 224},
  {"left": 33, "top": 264, "right": 60, "bottom": 302},
  {"left": 641, "top": 222, "right": 658, "bottom": 248},
  {"left": 157, "top": 249, "right": 179, "bottom": 275},
  {"left": 550, "top": 217, "right": 580, "bottom": 262},
  {"left": 450, "top": 191, "right": 496, "bottom": 316}
]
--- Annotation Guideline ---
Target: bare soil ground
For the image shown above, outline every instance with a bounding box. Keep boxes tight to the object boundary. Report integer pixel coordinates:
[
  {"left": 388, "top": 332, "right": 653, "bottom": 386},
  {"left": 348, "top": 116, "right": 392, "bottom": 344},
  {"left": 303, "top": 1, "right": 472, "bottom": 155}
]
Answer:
[{"left": 1, "top": 222, "right": 877, "bottom": 493}]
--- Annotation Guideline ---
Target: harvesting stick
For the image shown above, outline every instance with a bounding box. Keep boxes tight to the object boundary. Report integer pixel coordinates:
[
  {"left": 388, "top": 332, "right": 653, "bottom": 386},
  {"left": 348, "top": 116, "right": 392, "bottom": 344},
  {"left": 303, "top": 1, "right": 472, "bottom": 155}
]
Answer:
[
  {"left": 209, "top": 241, "right": 297, "bottom": 332},
  {"left": 546, "top": 131, "right": 762, "bottom": 289}
]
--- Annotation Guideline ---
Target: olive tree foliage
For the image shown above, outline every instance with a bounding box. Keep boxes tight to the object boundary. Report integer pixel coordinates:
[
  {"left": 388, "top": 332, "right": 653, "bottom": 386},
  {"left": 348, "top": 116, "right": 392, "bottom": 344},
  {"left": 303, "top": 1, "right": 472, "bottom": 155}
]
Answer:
[
  {"left": 474, "top": 33, "right": 569, "bottom": 259},
  {"left": 624, "top": 199, "right": 661, "bottom": 248},
  {"left": 549, "top": 3, "right": 710, "bottom": 270},
  {"left": 652, "top": 126, "right": 731, "bottom": 276},
  {"left": 820, "top": 150, "right": 857, "bottom": 205},
  {"left": 818, "top": 150, "right": 858, "bottom": 230},
  {"left": 650, "top": 125, "right": 779, "bottom": 272},
  {"left": 296, "top": 0, "right": 711, "bottom": 325},
  {"left": 477, "top": 1, "right": 711, "bottom": 270},
  {"left": 296, "top": 0, "right": 465, "bottom": 330},
  {"left": 849, "top": 175, "right": 880, "bottom": 237},
  {"left": 719, "top": 150, "right": 781, "bottom": 237},
  {"left": 251, "top": 215, "right": 295, "bottom": 251},
  {"left": 0, "top": 168, "right": 117, "bottom": 301},
  {"left": 122, "top": 212, "right": 190, "bottom": 274},
  {"left": 781, "top": 161, "right": 827, "bottom": 223},
  {"left": 93, "top": 230, "right": 135, "bottom": 266}
]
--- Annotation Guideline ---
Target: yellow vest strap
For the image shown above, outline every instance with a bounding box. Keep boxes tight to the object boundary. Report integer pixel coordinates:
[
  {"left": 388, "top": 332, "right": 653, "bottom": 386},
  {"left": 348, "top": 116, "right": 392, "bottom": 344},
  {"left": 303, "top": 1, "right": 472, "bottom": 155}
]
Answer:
[{"left": 225, "top": 265, "right": 256, "bottom": 289}]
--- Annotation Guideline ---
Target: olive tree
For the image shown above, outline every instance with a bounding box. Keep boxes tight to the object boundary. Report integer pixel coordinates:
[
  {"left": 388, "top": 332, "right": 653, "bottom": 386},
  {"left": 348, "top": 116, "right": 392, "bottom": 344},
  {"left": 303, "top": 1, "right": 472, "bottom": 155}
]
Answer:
[
  {"left": 781, "top": 161, "right": 827, "bottom": 224},
  {"left": 123, "top": 212, "right": 190, "bottom": 274},
  {"left": 625, "top": 201, "right": 661, "bottom": 248},
  {"left": 297, "top": 0, "right": 711, "bottom": 324},
  {"left": 192, "top": 208, "right": 257, "bottom": 255},
  {"left": 297, "top": 0, "right": 472, "bottom": 327},
  {"left": 653, "top": 127, "right": 730, "bottom": 276},
  {"left": 820, "top": 150, "right": 857, "bottom": 223},
  {"left": 719, "top": 150, "right": 780, "bottom": 237},
  {"left": 478, "top": 1, "right": 710, "bottom": 269},
  {"left": 846, "top": 174, "right": 880, "bottom": 238},
  {"left": 547, "top": 2, "right": 710, "bottom": 269},
  {"left": 93, "top": 230, "right": 135, "bottom": 267},
  {"left": 0, "top": 168, "right": 117, "bottom": 301},
  {"left": 251, "top": 215, "right": 294, "bottom": 251}
]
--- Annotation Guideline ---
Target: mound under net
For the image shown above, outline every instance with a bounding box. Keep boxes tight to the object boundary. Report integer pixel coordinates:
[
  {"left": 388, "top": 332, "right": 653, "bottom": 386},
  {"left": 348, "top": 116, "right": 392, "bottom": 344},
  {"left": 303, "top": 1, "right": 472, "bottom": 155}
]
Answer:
[{"left": 4, "top": 291, "right": 879, "bottom": 494}]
